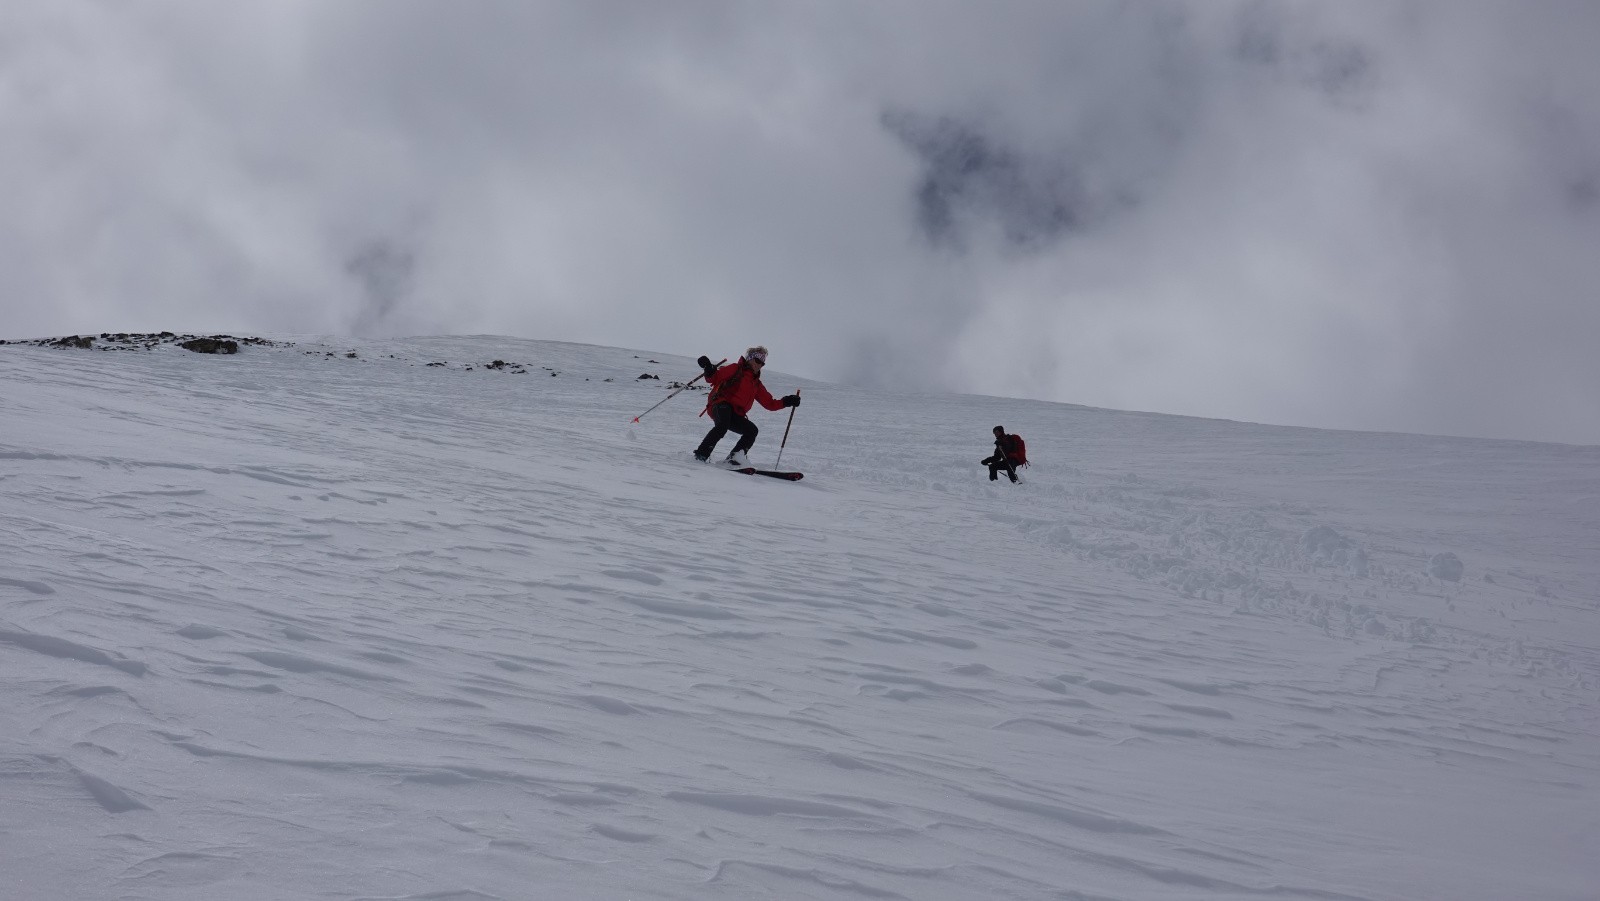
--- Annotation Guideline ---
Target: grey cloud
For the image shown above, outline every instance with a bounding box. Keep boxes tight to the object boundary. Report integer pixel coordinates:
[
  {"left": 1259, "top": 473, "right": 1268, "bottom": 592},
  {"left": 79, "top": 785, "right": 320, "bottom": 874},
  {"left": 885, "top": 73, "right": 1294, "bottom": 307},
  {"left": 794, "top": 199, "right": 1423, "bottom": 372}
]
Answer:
[
  {"left": 345, "top": 239, "right": 417, "bottom": 336},
  {"left": 1232, "top": 2, "right": 1380, "bottom": 107},
  {"left": 881, "top": 110, "right": 1139, "bottom": 254},
  {"left": 3, "top": 1, "right": 1598, "bottom": 443}
]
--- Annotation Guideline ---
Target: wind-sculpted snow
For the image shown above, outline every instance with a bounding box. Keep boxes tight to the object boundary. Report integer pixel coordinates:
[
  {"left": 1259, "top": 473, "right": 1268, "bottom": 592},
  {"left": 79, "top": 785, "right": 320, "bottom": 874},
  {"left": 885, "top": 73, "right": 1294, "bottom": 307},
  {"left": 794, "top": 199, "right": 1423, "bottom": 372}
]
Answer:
[{"left": 1, "top": 335, "right": 1597, "bottom": 900}]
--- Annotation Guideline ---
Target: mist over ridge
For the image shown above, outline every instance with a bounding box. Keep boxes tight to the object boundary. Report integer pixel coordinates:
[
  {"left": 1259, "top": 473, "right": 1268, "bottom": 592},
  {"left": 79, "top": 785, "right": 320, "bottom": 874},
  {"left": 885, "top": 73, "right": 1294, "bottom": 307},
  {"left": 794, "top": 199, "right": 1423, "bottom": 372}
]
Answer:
[{"left": 3, "top": 3, "right": 1598, "bottom": 446}]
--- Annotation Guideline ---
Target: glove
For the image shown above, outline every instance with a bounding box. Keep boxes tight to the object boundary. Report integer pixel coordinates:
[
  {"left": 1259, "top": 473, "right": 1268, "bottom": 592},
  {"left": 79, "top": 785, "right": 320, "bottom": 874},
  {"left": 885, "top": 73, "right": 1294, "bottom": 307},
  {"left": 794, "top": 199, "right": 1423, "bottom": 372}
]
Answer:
[
  {"left": 781, "top": 394, "right": 801, "bottom": 408},
  {"left": 696, "top": 355, "right": 711, "bottom": 369}
]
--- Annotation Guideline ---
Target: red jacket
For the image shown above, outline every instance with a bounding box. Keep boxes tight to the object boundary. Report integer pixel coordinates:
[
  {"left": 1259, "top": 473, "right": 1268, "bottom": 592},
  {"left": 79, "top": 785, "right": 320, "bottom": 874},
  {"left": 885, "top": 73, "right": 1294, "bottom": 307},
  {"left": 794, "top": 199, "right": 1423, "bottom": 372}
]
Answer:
[{"left": 704, "top": 358, "right": 784, "bottom": 416}]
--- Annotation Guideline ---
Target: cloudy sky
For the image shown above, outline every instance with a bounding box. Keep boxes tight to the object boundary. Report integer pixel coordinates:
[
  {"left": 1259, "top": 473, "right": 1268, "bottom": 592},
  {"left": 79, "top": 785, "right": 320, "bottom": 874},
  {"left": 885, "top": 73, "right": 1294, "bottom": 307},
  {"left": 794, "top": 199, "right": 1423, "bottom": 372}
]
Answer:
[{"left": 4, "top": 1, "right": 1598, "bottom": 444}]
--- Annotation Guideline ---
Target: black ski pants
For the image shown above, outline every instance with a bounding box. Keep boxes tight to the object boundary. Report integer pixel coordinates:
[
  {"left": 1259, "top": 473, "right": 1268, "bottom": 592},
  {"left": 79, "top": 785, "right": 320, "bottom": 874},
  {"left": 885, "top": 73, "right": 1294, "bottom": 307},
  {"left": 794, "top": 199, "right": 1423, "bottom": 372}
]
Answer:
[
  {"left": 982, "top": 454, "right": 1018, "bottom": 482},
  {"left": 697, "top": 402, "right": 758, "bottom": 458}
]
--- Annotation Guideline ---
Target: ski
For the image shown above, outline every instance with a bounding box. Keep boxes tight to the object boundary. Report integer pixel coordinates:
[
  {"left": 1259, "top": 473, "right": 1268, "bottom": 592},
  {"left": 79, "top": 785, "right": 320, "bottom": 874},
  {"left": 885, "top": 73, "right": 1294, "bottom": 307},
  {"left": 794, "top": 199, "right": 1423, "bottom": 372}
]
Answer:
[{"left": 732, "top": 467, "right": 803, "bottom": 481}]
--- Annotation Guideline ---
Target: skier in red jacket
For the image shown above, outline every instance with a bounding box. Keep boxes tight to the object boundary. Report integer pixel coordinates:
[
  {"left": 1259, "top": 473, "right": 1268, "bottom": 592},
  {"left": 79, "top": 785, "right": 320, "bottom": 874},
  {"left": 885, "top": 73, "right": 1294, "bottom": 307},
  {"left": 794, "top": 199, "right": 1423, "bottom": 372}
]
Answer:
[{"left": 692, "top": 346, "right": 800, "bottom": 465}]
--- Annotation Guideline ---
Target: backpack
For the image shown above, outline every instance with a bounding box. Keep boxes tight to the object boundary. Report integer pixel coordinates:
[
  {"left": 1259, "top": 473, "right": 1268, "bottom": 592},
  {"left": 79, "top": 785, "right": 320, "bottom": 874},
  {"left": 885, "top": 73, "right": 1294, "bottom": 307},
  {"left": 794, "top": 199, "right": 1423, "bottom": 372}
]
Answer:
[
  {"left": 1006, "top": 434, "right": 1028, "bottom": 465},
  {"left": 704, "top": 363, "right": 747, "bottom": 413}
]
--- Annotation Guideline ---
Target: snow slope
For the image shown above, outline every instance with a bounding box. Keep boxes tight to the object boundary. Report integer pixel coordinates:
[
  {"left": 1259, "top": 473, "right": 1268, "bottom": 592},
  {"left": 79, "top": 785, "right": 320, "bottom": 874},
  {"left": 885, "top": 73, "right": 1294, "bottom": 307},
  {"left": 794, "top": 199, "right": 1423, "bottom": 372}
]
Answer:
[{"left": 2, "top": 335, "right": 1597, "bottom": 901}]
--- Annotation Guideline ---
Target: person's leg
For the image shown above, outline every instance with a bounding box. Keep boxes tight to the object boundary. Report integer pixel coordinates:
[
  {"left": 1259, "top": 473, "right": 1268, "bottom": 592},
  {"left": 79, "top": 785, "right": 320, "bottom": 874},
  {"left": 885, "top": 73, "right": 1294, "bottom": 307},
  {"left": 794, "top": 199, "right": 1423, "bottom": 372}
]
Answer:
[
  {"left": 728, "top": 415, "right": 759, "bottom": 456},
  {"left": 694, "top": 403, "right": 734, "bottom": 459},
  {"left": 987, "top": 461, "right": 1001, "bottom": 481}
]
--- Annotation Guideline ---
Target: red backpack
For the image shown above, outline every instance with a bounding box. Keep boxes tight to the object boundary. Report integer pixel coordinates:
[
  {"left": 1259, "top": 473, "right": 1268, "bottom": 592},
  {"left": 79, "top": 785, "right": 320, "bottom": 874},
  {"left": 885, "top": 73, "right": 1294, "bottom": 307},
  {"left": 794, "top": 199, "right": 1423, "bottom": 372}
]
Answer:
[{"left": 1006, "top": 434, "right": 1028, "bottom": 465}]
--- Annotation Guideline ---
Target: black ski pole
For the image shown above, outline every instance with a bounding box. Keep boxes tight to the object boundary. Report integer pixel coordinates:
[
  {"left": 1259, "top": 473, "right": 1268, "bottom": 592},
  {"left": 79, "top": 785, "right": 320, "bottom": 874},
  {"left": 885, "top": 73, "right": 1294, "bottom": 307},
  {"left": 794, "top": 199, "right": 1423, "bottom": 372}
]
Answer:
[
  {"left": 631, "top": 359, "right": 725, "bottom": 423},
  {"left": 774, "top": 389, "right": 799, "bottom": 470},
  {"left": 997, "top": 445, "right": 1018, "bottom": 481}
]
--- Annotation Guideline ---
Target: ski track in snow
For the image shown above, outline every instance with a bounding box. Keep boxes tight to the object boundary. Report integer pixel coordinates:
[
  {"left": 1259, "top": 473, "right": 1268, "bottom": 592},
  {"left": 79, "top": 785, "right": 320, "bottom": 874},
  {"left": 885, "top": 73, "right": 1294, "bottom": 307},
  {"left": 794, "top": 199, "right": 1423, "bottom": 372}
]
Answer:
[{"left": 1, "top": 336, "right": 1597, "bottom": 900}]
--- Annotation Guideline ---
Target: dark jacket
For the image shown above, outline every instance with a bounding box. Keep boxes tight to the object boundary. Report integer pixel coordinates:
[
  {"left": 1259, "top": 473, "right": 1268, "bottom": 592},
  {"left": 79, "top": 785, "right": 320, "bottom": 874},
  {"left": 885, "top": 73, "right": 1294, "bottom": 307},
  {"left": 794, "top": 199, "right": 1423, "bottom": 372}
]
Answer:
[{"left": 995, "top": 434, "right": 1026, "bottom": 463}]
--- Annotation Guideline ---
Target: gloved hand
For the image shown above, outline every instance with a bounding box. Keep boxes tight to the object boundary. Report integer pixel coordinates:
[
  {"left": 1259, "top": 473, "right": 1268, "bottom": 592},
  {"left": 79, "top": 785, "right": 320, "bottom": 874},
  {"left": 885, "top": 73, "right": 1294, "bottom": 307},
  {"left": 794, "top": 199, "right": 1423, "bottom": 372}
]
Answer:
[
  {"left": 697, "top": 355, "right": 717, "bottom": 377},
  {"left": 781, "top": 394, "right": 801, "bottom": 408}
]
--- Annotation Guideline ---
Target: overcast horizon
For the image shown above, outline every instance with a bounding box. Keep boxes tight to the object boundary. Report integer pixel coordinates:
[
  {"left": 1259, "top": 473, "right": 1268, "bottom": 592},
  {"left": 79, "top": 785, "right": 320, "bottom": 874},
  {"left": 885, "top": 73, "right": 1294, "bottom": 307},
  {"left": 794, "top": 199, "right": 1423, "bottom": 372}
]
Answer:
[{"left": 4, "top": 1, "right": 1598, "bottom": 444}]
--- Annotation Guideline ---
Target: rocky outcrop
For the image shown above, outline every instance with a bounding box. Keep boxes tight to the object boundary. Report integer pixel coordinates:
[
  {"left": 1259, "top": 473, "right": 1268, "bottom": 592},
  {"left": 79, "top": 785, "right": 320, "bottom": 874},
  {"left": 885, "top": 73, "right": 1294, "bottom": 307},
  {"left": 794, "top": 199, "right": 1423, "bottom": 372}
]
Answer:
[
  {"left": 3, "top": 332, "right": 280, "bottom": 353},
  {"left": 180, "top": 338, "right": 239, "bottom": 354}
]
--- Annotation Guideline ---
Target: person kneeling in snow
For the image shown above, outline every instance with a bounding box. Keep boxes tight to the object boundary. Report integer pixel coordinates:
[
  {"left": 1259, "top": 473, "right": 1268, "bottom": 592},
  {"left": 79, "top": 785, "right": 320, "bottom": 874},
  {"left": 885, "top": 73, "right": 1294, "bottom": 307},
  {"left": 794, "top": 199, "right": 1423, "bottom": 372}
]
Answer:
[
  {"left": 982, "top": 425, "right": 1026, "bottom": 482},
  {"left": 692, "top": 345, "right": 800, "bottom": 466}
]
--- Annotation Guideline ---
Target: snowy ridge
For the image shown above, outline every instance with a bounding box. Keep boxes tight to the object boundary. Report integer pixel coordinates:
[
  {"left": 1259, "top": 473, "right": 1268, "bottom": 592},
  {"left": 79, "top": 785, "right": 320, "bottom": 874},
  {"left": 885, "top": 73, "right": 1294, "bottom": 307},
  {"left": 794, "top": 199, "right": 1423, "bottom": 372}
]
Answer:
[{"left": 1, "top": 335, "right": 1597, "bottom": 900}]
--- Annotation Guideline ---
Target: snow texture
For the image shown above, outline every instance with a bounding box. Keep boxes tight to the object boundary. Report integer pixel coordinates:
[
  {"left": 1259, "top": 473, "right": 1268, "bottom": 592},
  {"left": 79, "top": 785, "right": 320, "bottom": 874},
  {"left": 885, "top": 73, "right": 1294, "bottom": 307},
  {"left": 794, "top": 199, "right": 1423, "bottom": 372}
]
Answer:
[{"left": 2, "top": 335, "right": 1597, "bottom": 900}]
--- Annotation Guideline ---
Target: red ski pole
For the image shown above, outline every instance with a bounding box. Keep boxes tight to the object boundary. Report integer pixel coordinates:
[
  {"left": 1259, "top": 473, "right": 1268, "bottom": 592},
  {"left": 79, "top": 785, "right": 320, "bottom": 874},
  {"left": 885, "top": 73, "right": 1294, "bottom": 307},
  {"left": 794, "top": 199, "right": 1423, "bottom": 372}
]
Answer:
[
  {"left": 631, "top": 359, "right": 725, "bottom": 423},
  {"left": 774, "top": 389, "right": 799, "bottom": 470}
]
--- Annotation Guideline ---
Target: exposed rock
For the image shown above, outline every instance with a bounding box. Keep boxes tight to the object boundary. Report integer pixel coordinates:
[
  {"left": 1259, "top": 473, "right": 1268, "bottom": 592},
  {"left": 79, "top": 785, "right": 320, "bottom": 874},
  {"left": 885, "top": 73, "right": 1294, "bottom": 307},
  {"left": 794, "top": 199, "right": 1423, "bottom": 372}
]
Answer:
[
  {"left": 181, "top": 338, "right": 239, "bottom": 354},
  {"left": 1301, "top": 526, "right": 1349, "bottom": 558},
  {"left": 1429, "top": 552, "right": 1464, "bottom": 582},
  {"left": 7, "top": 332, "right": 282, "bottom": 353}
]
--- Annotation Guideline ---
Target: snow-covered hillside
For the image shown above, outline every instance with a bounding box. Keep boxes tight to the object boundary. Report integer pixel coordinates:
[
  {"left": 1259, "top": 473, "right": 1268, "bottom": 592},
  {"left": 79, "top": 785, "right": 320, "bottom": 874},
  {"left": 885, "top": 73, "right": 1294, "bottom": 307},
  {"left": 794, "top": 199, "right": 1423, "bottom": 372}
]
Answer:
[{"left": 2, "top": 335, "right": 1597, "bottom": 900}]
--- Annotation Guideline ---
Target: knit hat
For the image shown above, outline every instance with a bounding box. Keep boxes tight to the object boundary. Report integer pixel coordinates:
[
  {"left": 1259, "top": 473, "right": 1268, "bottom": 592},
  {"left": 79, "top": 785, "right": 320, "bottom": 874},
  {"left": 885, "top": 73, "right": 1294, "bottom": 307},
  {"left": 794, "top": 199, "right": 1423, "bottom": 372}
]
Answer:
[{"left": 746, "top": 346, "right": 768, "bottom": 363}]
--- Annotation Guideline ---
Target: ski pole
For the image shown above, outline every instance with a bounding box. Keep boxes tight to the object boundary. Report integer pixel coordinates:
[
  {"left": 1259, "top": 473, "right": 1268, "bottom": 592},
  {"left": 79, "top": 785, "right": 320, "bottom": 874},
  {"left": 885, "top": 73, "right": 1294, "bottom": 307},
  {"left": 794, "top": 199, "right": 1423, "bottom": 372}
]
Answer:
[
  {"left": 996, "top": 444, "right": 1018, "bottom": 481},
  {"left": 774, "top": 388, "right": 799, "bottom": 469},
  {"left": 631, "top": 359, "right": 725, "bottom": 423}
]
